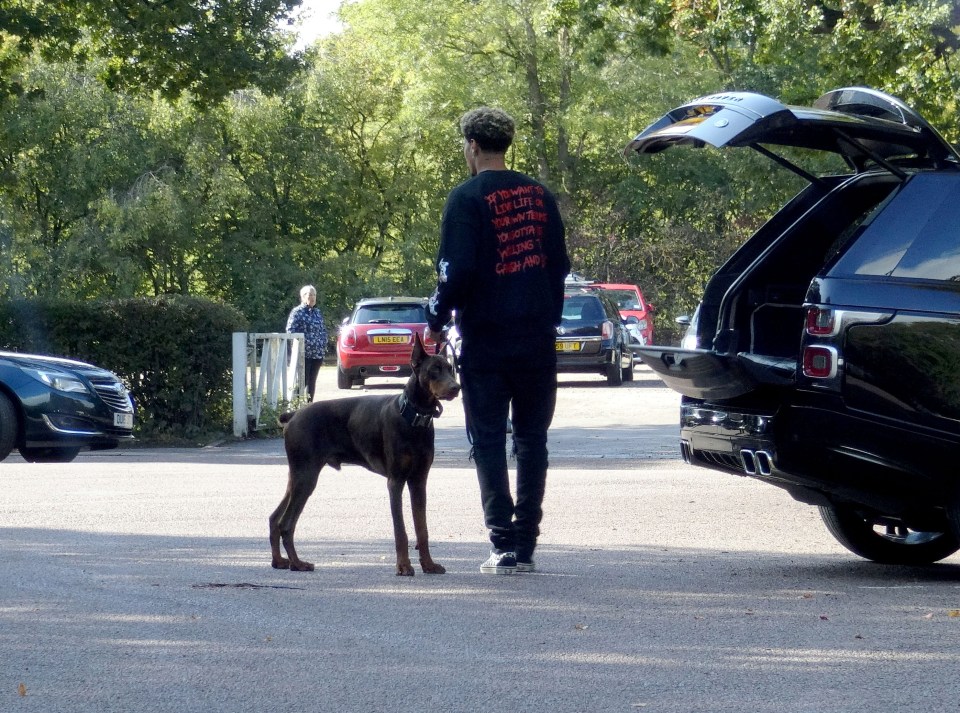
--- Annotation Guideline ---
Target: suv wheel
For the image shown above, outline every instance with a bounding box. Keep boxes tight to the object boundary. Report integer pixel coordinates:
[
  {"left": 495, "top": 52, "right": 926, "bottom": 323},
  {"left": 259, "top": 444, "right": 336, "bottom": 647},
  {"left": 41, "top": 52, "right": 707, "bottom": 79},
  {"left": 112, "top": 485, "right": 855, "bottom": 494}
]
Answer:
[
  {"left": 0, "top": 392, "right": 18, "bottom": 461},
  {"left": 19, "top": 446, "right": 81, "bottom": 463},
  {"left": 819, "top": 503, "right": 960, "bottom": 565},
  {"left": 622, "top": 353, "right": 634, "bottom": 382}
]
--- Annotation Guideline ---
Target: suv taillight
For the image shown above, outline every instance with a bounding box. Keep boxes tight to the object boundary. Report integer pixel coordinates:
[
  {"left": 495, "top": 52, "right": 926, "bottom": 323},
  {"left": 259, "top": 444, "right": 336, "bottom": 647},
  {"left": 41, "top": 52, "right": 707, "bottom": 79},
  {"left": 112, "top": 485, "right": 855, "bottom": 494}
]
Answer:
[
  {"left": 802, "top": 345, "right": 838, "bottom": 378},
  {"left": 602, "top": 321, "right": 613, "bottom": 339},
  {"left": 340, "top": 327, "right": 357, "bottom": 349},
  {"left": 805, "top": 306, "right": 836, "bottom": 336}
]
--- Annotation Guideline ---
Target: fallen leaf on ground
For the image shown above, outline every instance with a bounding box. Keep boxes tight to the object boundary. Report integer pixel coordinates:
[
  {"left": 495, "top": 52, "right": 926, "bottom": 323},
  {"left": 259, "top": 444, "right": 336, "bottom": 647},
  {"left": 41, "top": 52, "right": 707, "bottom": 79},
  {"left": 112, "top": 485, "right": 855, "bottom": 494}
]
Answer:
[{"left": 18, "top": 683, "right": 27, "bottom": 697}]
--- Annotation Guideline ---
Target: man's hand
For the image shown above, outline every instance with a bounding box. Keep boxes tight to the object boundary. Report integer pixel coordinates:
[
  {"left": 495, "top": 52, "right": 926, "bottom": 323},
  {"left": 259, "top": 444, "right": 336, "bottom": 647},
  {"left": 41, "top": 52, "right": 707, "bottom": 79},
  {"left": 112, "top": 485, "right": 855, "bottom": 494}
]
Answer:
[{"left": 424, "top": 326, "right": 442, "bottom": 345}]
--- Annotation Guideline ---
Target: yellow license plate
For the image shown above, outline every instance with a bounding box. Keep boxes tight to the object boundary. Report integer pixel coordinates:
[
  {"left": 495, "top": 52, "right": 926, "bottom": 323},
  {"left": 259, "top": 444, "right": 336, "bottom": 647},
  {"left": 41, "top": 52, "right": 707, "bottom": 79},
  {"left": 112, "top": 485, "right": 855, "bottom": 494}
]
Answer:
[
  {"left": 372, "top": 335, "right": 408, "bottom": 345},
  {"left": 556, "top": 341, "right": 580, "bottom": 352}
]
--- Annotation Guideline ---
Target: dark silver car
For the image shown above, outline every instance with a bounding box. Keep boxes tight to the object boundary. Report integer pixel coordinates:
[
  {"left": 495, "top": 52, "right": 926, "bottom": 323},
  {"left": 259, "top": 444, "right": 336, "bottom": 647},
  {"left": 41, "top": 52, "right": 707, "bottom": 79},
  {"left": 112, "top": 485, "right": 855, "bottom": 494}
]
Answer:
[
  {"left": 628, "top": 86, "right": 960, "bottom": 565},
  {"left": 0, "top": 351, "right": 135, "bottom": 462}
]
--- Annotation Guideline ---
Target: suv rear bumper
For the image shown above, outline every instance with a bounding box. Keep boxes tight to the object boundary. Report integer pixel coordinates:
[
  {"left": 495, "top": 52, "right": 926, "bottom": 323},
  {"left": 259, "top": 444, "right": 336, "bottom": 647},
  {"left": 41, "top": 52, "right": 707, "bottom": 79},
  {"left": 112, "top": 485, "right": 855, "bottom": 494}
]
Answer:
[{"left": 680, "top": 398, "right": 959, "bottom": 516}]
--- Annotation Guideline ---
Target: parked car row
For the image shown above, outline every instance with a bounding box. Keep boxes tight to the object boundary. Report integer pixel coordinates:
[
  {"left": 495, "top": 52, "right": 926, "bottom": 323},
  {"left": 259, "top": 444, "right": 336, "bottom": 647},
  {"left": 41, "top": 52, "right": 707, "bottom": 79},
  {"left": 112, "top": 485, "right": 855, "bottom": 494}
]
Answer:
[
  {"left": 628, "top": 85, "right": 960, "bottom": 565},
  {"left": 336, "top": 281, "right": 654, "bottom": 390}
]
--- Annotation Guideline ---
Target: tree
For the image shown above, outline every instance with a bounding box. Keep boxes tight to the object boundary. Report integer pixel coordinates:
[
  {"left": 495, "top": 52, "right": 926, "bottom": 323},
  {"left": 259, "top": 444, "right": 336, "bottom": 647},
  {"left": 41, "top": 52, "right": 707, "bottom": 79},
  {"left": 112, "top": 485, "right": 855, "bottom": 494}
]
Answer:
[{"left": 0, "top": 0, "right": 304, "bottom": 105}]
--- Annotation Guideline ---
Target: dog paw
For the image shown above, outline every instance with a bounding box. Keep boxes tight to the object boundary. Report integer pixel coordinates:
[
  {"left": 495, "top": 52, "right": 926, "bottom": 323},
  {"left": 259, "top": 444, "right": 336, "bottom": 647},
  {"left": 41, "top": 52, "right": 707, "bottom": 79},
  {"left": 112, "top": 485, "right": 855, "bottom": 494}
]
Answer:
[
  {"left": 271, "top": 557, "right": 290, "bottom": 570},
  {"left": 396, "top": 564, "right": 415, "bottom": 576},
  {"left": 421, "top": 561, "right": 446, "bottom": 574},
  {"left": 290, "top": 560, "right": 315, "bottom": 572}
]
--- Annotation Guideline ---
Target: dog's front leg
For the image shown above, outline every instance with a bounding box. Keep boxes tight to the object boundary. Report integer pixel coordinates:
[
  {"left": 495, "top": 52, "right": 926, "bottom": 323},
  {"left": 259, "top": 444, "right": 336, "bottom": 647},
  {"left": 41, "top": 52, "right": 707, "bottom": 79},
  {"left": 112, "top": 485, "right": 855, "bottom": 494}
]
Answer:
[
  {"left": 387, "top": 478, "right": 415, "bottom": 576},
  {"left": 408, "top": 477, "right": 445, "bottom": 574}
]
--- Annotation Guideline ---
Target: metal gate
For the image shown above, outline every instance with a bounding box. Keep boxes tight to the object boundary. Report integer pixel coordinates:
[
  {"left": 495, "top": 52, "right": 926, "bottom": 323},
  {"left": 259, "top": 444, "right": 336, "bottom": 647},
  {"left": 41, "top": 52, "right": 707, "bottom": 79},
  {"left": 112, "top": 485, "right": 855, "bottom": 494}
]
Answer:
[{"left": 232, "top": 332, "right": 307, "bottom": 436}]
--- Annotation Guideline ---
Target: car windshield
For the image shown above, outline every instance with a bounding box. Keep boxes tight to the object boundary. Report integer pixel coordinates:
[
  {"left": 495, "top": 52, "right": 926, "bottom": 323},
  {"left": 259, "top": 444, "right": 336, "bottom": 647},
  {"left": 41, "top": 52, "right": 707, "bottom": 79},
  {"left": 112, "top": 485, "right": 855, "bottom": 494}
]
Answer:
[
  {"left": 354, "top": 304, "right": 426, "bottom": 324},
  {"left": 561, "top": 296, "right": 607, "bottom": 326}
]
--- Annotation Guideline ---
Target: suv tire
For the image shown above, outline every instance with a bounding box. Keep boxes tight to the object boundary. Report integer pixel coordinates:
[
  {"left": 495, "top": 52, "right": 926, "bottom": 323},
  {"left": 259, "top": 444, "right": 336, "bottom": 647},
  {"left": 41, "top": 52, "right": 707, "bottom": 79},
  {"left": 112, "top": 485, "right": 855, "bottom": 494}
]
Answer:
[
  {"left": 819, "top": 503, "right": 960, "bottom": 565},
  {"left": 0, "top": 391, "right": 18, "bottom": 461}
]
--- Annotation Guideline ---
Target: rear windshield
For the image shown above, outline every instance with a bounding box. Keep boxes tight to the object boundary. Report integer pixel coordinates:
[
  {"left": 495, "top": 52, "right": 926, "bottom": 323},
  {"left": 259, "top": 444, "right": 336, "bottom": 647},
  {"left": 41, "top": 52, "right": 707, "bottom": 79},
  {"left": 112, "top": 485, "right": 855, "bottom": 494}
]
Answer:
[
  {"left": 830, "top": 173, "right": 960, "bottom": 282},
  {"left": 562, "top": 296, "right": 607, "bottom": 325},
  {"left": 354, "top": 304, "right": 426, "bottom": 324}
]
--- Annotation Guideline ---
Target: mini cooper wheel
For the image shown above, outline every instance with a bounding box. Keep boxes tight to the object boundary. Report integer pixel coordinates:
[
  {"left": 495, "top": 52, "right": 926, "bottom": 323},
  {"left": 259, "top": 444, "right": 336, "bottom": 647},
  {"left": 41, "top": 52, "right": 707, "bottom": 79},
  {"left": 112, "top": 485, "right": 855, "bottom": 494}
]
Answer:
[{"left": 819, "top": 503, "right": 960, "bottom": 565}]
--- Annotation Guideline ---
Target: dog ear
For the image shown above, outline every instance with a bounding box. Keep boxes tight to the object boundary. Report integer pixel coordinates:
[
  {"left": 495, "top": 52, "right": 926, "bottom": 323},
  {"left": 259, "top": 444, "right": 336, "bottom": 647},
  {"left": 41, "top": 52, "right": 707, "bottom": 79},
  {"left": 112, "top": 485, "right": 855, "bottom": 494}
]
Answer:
[{"left": 411, "top": 332, "right": 426, "bottom": 367}]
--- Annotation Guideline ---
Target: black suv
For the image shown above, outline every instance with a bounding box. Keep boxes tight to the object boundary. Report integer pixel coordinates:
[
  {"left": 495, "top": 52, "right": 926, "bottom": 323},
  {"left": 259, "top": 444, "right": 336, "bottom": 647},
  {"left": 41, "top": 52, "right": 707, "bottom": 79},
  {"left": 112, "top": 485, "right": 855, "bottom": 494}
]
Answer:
[
  {"left": 557, "top": 289, "right": 634, "bottom": 385},
  {"left": 628, "top": 87, "right": 960, "bottom": 565}
]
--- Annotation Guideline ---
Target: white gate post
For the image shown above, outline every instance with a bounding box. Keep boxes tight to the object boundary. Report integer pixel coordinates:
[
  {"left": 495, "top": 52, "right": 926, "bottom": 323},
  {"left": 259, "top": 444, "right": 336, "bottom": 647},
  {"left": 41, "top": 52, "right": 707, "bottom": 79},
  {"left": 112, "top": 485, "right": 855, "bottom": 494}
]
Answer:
[{"left": 232, "top": 332, "right": 249, "bottom": 437}]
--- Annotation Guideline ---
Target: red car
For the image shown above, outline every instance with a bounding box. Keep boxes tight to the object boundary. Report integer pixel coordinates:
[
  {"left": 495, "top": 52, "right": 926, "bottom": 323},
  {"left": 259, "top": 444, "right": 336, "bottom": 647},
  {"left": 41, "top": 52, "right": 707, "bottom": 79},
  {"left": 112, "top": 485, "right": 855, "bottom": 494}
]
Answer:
[
  {"left": 336, "top": 297, "right": 435, "bottom": 389},
  {"left": 587, "top": 283, "right": 655, "bottom": 344}
]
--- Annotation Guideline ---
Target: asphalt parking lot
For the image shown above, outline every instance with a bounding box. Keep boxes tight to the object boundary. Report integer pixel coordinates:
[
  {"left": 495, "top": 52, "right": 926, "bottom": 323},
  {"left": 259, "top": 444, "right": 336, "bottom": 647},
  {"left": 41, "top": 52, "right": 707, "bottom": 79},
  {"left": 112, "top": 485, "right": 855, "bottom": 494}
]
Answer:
[{"left": 3, "top": 366, "right": 960, "bottom": 712}]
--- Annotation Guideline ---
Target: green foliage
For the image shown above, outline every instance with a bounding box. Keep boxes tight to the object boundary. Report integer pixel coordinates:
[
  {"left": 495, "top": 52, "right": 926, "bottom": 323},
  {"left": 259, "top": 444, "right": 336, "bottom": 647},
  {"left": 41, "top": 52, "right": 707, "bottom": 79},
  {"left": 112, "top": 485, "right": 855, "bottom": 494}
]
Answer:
[
  {"left": 0, "top": 296, "right": 249, "bottom": 438},
  {"left": 0, "top": 0, "right": 304, "bottom": 105},
  {"left": 1, "top": 0, "right": 959, "bottom": 356}
]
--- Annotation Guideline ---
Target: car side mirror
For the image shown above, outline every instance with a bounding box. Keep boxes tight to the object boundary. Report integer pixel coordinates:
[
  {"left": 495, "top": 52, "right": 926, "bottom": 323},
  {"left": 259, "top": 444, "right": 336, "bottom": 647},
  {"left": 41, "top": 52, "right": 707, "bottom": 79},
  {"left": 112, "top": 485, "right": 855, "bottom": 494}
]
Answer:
[
  {"left": 341, "top": 316, "right": 350, "bottom": 326},
  {"left": 675, "top": 315, "right": 691, "bottom": 327},
  {"left": 625, "top": 315, "right": 639, "bottom": 324}
]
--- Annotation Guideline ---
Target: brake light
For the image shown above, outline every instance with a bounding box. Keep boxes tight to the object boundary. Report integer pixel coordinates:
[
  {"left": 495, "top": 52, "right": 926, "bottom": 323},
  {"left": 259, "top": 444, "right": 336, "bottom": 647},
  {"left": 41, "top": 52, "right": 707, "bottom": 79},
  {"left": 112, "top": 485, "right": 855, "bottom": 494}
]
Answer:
[
  {"left": 602, "top": 321, "right": 613, "bottom": 339},
  {"left": 340, "top": 327, "right": 357, "bottom": 349},
  {"left": 805, "top": 307, "right": 835, "bottom": 336},
  {"left": 422, "top": 330, "right": 436, "bottom": 348},
  {"left": 802, "top": 345, "right": 837, "bottom": 378}
]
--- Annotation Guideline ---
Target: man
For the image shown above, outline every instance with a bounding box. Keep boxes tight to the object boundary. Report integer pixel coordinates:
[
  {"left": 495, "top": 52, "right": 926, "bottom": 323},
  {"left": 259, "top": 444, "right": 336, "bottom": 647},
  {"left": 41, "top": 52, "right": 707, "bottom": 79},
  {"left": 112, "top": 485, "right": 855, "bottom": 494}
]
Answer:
[
  {"left": 426, "top": 107, "right": 570, "bottom": 575},
  {"left": 286, "top": 284, "right": 328, "bottom": 401}
]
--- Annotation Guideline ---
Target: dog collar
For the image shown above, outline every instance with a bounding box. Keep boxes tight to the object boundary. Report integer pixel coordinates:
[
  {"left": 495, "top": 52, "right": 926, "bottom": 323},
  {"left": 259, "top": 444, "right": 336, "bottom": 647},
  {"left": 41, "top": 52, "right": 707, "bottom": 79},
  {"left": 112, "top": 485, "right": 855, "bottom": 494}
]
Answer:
[{"left": 397, "top": 393, "right": 443, "bottom": 428}]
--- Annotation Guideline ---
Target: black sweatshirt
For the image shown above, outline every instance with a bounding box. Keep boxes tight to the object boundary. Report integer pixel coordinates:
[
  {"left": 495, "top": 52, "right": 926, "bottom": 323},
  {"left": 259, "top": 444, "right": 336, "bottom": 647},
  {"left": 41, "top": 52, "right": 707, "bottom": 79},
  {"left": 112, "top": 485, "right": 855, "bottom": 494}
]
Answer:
[{"left": 427, "top": 169, "right": 570, "bottom": 369}]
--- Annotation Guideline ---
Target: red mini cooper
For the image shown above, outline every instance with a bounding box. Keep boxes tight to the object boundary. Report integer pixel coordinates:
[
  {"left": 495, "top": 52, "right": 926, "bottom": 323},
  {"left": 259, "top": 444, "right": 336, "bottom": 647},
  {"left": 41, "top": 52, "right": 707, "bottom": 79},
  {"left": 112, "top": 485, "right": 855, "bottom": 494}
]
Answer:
[{"left": 336, "top": 297, "right": 435, "bottom": 389}]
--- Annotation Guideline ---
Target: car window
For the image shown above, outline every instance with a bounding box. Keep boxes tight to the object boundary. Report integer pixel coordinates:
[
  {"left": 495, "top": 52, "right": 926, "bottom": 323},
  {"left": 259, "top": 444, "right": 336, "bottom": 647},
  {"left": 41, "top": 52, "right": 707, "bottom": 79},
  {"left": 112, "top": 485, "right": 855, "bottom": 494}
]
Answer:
[
  {"left": 602, "top": 289, "right": 642, "bottom": 310},
  {"left": 830, "top": 173, "right": 960, "bottom": 282},
  {"left": 354, "top": 304, "right": 426, "bottom": 324}
]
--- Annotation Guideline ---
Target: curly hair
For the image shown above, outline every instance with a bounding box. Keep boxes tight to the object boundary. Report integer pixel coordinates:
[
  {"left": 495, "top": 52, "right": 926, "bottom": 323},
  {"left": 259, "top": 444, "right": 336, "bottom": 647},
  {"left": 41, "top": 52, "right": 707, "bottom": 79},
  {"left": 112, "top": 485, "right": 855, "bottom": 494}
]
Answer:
[{"left": 460, "top": 107, "right": 515, "bottom": 152}]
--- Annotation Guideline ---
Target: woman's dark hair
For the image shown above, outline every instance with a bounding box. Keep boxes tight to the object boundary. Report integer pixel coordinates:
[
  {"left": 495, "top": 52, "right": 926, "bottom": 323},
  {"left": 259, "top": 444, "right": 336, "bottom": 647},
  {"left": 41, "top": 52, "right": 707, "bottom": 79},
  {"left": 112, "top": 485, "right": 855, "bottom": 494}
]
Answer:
[{"left": 460, "top": 107, "right": 515, "bottom": 152}]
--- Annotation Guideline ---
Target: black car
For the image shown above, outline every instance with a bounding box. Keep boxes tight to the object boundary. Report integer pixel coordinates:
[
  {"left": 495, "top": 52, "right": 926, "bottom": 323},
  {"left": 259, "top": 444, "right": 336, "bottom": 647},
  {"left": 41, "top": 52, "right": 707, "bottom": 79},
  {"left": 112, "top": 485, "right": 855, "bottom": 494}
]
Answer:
[
  {"left": 628, "top": 86, "right": 960, "bottom": 565},
  {"left": 0, "top": 350, "right": 135, "bottom": 462},
  {"left": 557, "top": 289, "right": 634, "bottom": 385}
]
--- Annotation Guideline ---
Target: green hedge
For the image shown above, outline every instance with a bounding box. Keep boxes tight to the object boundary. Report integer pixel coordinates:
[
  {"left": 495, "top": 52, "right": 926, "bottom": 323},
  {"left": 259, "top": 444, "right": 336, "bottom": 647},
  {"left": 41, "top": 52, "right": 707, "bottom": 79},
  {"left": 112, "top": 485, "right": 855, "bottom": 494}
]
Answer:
[{"left": 0, "top": 296, "right": 249, "bottom": 439}]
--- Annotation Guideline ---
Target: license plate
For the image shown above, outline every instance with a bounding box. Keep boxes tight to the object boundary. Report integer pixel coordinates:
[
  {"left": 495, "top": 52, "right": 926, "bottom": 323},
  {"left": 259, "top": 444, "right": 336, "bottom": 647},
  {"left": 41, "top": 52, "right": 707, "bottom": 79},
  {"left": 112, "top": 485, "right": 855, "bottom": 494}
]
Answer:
[
  {"left": 556, "top": 341, "right": 580, "bottom": 352},
  {"left": 372, "top": 336, "right": 408, "bottom": 345},
  {"left": 114, "top": 412, "right": 133, "bottom": 429}
]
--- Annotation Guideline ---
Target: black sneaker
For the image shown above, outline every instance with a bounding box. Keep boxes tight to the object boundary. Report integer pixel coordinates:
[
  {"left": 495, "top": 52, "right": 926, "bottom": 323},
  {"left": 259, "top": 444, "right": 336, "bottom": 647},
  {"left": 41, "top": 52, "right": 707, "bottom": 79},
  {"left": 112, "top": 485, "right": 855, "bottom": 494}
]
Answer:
[
  {"left": 480, "top": 550, "right": 517, "bottom": 574},
  {"left": 516, "top": 560, "right": 535, "bottom": 573}
]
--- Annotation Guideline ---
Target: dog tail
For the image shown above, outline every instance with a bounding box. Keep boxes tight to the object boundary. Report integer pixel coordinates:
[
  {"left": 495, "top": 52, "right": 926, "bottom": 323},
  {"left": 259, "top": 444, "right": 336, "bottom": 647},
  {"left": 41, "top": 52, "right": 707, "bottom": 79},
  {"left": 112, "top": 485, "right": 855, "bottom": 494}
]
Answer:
[{"left": 278, "top": 411, "right": 297, "bottom": 426}]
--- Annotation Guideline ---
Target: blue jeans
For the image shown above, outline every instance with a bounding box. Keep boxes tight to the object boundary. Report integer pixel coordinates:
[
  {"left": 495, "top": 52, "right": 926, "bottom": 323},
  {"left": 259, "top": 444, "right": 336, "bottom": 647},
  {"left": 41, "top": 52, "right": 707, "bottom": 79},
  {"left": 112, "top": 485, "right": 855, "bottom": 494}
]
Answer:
[{"left": 460, "top": 364, "right": 557, "bottom": 561}]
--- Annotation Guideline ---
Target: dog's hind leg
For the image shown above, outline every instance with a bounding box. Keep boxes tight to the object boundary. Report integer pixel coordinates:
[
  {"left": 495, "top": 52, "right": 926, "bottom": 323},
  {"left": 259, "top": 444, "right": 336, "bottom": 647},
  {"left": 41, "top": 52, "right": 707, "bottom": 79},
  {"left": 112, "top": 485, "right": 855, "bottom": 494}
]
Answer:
[
  {"left": 387, "top": 477, "right": 415, "bottom": 576},
  {"left": 269, "top": 466, "right": 320, "bottom": 572},
  {"left": 408, "top": 477, "right": 445, "bottom": 574}
]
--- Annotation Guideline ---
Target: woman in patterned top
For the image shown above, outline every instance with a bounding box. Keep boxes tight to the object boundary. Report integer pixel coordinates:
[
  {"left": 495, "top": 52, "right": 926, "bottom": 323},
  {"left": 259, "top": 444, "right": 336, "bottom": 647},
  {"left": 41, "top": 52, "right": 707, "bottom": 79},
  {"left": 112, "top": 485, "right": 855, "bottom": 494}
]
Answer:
[{"left": 286, "top": 285, "right": 328, "bottom": 401}]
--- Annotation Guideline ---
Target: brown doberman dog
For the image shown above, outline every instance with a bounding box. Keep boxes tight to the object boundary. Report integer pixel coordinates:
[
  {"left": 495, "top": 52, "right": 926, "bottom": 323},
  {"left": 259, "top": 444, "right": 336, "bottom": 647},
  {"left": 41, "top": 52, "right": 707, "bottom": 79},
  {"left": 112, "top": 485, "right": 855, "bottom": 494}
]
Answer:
[{"left": 269, "top": 334, "right": 460, "bottom": 575}]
